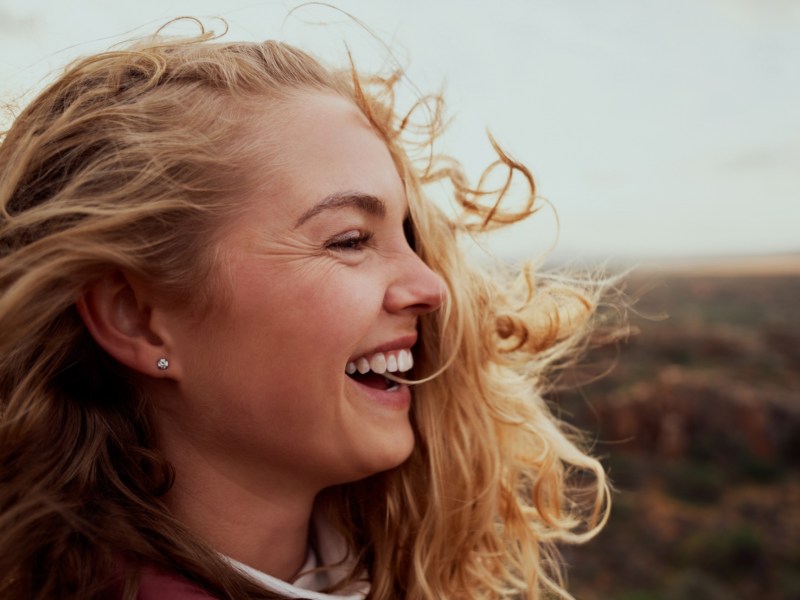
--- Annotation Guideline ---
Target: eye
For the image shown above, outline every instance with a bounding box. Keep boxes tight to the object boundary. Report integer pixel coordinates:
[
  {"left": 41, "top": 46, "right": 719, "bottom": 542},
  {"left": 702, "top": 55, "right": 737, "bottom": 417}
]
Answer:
[{"left": 326, "top": 230, "right": 373, "bottom": 252}]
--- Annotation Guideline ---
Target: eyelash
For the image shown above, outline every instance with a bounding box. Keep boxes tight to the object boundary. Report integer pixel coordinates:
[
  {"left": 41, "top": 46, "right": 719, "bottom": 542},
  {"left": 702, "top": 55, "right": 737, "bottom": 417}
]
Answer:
[{"left": 326, "top": 231, "right": 374, "bottom": 252}]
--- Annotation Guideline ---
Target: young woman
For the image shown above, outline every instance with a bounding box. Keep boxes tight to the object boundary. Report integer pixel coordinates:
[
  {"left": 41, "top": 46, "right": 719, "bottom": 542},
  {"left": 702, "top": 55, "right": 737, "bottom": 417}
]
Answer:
[{"left": 0, "top": 20, "right": 609, "bottom": 600}]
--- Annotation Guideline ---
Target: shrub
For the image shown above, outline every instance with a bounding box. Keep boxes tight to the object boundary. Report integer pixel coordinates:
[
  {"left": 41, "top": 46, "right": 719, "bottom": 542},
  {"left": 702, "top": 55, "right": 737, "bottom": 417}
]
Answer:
[
  {"left": 676, "top": 526, "right": 765, "bottom": 577},
  {"left": 665, "top": 569, "right": 729, "bottom": 600},
  {"left": 663, "top": 462, "right": 725, "bottom": 504}
]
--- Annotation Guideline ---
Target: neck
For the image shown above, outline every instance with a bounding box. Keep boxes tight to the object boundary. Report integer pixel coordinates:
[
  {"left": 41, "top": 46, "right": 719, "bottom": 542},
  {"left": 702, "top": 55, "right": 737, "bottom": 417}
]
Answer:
[{"left": 159, "top": 437, "right": 319, "bottom": 582}]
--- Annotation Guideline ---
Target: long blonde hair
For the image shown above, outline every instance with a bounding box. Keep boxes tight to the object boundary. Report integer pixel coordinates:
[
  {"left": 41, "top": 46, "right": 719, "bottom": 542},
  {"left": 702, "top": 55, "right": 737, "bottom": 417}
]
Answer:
[{"left": 0, "top": 21, "right": 609, "bottom": 600}]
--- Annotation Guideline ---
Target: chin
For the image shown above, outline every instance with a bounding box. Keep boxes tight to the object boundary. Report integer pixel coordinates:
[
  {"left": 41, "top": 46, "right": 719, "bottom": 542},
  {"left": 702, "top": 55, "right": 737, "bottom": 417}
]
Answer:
[{"left": 343, "top": 426, "right": 416, "bottom": 484}]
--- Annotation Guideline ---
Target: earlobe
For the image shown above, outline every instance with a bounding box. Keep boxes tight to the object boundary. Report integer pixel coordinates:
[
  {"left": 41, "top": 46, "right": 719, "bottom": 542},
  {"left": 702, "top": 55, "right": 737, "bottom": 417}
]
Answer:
[{"left": 76, "top": 271, "right": 175, "bottom": 378}]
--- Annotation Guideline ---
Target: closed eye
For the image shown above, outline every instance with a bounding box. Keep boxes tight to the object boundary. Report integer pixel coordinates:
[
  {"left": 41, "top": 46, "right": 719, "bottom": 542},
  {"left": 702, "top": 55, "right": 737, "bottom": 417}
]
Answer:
[{"left": 326, "top": 230, "right": 374, "bottom": 252}]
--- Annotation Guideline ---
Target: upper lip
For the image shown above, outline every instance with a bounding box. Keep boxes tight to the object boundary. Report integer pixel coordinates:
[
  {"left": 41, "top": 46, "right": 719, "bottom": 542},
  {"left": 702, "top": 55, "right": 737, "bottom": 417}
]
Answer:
[{"left": 349, "top": 333, "right": 418, "bottom": 361}]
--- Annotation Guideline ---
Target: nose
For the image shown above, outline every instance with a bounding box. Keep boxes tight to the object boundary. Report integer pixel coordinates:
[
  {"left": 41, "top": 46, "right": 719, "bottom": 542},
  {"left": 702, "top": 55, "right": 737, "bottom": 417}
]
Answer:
[{"left": 384, "top": 250, "right": 448, "bottom": 316}]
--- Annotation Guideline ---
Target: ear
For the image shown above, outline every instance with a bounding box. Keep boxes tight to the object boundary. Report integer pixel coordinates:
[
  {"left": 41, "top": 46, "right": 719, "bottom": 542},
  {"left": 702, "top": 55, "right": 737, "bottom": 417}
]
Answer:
[{"left": 76, "top": 271, "right": 178, "bottom": 378}]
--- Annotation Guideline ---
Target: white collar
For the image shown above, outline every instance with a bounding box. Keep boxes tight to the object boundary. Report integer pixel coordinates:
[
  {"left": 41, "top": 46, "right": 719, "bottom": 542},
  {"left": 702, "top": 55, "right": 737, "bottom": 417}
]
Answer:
[{"left": 226, "top": 514, "right": 369, "bottom": 600}]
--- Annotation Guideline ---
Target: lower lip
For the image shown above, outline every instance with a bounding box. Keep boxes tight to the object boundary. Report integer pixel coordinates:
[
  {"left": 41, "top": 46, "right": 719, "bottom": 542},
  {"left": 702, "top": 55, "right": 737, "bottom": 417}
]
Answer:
[{"left": 346, "top": 377, "right": 411, "bottom": 410}]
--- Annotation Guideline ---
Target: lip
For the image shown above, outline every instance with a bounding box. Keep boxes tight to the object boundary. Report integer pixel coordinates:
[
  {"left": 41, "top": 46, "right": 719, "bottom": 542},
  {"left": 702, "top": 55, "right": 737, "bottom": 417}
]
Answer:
[
  {"left": 345, "top": 376, "right": 412, "bottom": 411},
  {"left": 348, "top": 333, "right": 418, "bottom": 361}
]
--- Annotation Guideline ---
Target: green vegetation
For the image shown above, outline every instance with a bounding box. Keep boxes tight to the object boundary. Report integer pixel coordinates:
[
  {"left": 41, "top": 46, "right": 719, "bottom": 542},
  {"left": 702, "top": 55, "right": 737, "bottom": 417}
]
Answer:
[
  {"left": 676, "top": 527, "right": 765, "bottom": 576},
  {"left": 663, "top": 463, "right": 725, "bottom": 504}
]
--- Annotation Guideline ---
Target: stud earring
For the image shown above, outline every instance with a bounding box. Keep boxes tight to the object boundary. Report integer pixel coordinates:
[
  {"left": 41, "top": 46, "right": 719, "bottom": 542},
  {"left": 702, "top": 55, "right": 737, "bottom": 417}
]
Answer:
[{"left": 156, "top": 358, "right": 169, "bottom": 370}]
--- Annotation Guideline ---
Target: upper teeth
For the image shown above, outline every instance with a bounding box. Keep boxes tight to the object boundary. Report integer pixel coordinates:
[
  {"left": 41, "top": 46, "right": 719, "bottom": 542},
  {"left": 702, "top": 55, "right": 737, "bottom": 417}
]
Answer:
[{"left": 346, "top": 349, "right": 414, "bottom": 375}]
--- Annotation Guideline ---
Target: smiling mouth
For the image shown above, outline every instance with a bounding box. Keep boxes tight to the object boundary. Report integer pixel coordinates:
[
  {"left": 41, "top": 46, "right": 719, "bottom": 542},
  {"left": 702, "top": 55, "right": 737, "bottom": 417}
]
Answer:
[
  {"left": 348, "top": 372, "right": 399, "bottom": 391},
  {"left": 345, "top": 349, "right": 413, "bottom": 391}
]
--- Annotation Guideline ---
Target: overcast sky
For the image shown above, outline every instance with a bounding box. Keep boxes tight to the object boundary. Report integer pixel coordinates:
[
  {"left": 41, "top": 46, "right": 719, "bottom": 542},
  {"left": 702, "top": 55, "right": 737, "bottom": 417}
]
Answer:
[{"left": 1, "top": 0, "right": 798, "bottom": 262}]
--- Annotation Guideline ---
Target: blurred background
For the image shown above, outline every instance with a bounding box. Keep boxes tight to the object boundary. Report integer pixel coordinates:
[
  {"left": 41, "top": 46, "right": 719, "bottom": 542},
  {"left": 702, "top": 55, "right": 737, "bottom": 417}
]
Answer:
[{"left": 2, "top": 1, "right": 798, "bottom": 598}]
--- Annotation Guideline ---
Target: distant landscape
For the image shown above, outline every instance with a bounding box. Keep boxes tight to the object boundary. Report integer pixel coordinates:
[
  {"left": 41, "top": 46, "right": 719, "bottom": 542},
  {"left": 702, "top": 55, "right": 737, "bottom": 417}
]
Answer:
[{"left": 556, "top": 258, "right": 800, "bottom": 600}]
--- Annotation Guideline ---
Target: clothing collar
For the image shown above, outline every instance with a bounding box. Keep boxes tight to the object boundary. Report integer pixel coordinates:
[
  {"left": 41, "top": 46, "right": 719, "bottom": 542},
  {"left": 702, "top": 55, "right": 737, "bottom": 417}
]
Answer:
[{"left": 226, "top": 513, "right": 369, "bottom": 600}]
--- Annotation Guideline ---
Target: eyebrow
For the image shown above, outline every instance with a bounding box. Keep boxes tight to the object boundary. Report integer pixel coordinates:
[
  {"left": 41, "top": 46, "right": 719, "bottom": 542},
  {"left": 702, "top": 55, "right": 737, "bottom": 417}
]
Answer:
[{"left": 293, "top": 191, "right": 386, "bottom": 228}]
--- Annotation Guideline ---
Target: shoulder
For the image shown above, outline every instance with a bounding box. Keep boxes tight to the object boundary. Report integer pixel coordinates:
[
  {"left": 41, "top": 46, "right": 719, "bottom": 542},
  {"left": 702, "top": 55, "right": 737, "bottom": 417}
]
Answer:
[{"left": 135, "top": 566, "right": 217, "bottom": 600}]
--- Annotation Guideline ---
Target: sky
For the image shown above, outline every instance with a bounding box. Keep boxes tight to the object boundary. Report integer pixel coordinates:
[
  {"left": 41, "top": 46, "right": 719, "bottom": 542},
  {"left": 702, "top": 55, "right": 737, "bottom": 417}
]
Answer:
[{"left": 1, "top": 0, "right": 798, "bottom": 263}]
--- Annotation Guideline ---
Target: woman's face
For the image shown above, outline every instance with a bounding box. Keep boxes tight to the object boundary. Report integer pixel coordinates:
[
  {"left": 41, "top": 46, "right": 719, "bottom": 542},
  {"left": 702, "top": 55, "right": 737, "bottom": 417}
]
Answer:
[{"left": 157, "top": 92, "right": 446, "bottom": 492}]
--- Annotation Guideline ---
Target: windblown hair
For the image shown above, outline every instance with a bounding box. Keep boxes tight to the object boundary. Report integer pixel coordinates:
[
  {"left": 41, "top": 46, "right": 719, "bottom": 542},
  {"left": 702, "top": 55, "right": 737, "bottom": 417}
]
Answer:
[{"left": 0, "top": 20, "right": 610, "bottom": 600}]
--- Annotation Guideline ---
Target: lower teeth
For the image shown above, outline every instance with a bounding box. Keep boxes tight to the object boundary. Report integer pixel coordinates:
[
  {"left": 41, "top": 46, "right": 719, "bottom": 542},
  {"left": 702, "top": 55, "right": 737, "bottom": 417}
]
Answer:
[{"left": 385, "top": 377, "right": 399, "bottom": 392}]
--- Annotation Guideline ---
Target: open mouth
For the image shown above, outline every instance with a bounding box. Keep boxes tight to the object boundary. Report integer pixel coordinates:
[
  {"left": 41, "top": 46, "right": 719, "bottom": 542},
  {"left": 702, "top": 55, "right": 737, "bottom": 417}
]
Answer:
[
  {"left": 347, "top": 371, "right": 399, "bottom": 391},
  {"left": 345, "top": 349, "right": 413, "bottom": 392}
]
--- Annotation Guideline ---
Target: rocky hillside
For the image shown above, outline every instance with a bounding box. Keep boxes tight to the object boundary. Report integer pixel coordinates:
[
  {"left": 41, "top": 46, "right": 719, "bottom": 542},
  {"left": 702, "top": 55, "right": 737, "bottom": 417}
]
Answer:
[{"left": 557, "top": 270, "right": 800, "bottom": 600}]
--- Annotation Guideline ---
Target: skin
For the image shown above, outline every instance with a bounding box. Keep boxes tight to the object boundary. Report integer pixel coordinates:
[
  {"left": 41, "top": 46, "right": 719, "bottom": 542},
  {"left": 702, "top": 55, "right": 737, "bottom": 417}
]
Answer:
[{"left": 87, "top": 92, "right": 447, "bottom": 580}]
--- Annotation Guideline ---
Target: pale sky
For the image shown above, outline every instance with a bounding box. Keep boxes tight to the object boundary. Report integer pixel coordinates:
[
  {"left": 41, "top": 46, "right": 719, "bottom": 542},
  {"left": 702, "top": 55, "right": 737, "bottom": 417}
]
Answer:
[{"left": 1, "top": 0, "right": 798, "bottom": 262}]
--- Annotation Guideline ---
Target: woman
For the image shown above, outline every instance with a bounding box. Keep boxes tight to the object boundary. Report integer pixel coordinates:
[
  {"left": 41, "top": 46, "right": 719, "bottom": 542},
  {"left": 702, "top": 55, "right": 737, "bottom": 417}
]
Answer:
[{"left": 0, "top": 20, "right": 609, "bottom": 600}]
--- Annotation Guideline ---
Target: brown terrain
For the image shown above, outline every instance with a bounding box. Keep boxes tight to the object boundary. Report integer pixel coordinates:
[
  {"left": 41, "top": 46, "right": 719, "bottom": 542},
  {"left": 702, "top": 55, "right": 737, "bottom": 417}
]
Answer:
[{"left": 556, "top": 256, "right": 800, "bottom": 600}]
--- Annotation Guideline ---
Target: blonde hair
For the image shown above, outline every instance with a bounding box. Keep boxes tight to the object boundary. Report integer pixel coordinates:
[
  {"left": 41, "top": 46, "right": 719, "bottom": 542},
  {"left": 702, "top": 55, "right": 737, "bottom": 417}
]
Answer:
[{"left": 0, "top": 21, "right": 609, "bottom": 600}]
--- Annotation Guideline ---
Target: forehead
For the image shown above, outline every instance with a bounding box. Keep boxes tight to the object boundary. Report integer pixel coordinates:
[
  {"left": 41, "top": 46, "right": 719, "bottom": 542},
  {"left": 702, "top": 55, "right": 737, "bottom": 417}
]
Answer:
[{"left": 248, "top": 92, "right": 404, "bottom": 216}]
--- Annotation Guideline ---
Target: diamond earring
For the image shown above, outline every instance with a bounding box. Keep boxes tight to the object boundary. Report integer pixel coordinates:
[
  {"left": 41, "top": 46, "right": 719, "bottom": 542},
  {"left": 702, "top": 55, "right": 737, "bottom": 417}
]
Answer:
[{"left": 156, "top": 358, "right": 169, "bottom": 370}]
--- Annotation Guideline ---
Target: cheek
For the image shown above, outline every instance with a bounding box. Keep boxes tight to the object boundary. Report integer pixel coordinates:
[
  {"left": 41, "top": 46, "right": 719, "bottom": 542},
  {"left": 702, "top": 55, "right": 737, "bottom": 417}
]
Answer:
[
  {"left": 265, "top": 259, "right": 383, "bottom": 328},
  {"left": 221, "top": 262, "right": 386, "bottom": 374},
  {"left": 186, "top": 267, "right": 386, "bottom": 435}
]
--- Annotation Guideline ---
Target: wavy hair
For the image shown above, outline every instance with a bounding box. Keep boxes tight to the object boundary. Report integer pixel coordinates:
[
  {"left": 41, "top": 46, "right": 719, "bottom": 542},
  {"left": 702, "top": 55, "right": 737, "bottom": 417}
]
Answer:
[{"left": 0, "top": 20, "right": 610, "bottom": 600}]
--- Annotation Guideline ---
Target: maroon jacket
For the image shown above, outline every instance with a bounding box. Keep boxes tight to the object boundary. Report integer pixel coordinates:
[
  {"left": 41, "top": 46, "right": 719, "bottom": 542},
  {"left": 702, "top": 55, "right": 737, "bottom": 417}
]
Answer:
[{"left": 134, "top": 567, "right": 216, "bottom": 599}]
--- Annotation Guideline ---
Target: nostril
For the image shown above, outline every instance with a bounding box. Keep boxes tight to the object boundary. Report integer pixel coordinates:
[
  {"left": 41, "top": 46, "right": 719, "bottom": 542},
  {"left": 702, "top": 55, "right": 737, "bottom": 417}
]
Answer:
[{"left": 404, "top": 278, "right": 446, "bottom": 315}]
